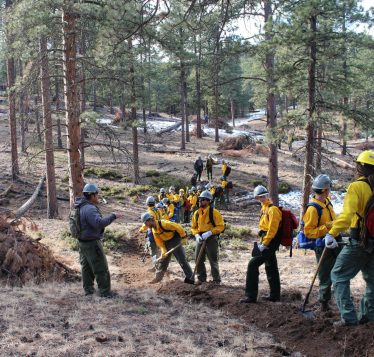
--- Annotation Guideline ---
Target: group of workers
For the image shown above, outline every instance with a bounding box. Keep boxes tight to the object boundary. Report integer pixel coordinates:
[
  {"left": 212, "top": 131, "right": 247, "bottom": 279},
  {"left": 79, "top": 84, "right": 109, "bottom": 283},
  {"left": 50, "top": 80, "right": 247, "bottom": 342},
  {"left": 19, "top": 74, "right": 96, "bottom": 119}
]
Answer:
[{"left": 75, "top": 149, "right": 374, "bottom": 328}]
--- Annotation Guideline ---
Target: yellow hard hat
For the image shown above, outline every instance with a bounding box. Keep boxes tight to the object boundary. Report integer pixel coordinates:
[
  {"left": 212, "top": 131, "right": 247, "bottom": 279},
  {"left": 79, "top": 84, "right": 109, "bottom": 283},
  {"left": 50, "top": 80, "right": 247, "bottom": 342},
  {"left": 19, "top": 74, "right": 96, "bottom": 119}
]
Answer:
[{"left": 355, "top": 150, "right": 374, "bottom": 166}]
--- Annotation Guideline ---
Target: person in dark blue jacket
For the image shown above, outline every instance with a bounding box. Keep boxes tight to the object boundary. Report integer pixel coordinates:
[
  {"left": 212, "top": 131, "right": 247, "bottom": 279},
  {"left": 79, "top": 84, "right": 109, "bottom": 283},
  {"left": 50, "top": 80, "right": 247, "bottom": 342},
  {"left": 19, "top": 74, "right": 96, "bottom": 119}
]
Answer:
[{"left": 75, "top": 183, "right": 118, "bottom": 297}]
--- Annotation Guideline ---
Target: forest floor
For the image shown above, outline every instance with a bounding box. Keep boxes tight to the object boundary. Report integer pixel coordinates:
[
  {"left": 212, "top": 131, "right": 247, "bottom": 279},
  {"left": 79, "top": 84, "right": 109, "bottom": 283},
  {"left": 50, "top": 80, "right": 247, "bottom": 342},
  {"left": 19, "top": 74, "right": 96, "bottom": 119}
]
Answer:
[{"left": 0, "top": 110, "right": 374, "bottom": 356}]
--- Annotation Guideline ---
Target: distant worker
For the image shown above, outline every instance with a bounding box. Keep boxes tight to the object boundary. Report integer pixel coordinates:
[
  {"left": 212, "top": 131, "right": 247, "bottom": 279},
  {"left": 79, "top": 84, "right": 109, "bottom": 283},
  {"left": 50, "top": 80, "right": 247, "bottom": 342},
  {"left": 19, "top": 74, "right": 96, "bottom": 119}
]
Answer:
[
  {"left": 240, "top": 185, "right": 281, "bottom": 303},
  {"left": 162, "top": 197, "right": 176, "bottom": 222},
  {"left": 191, "top": 190, "right": 225, "bottom": 285},
  {"left": 220, "top": 176, "right": 229, "bottom": 209},
  {"left": 194, "top": 156, "right": 204, "bottom": 182},
  {"left": 221, "top": 160, "right": 231, "bottom": 177},
  {"left": 158, "top": 188, "right": 167, "bottom": 202},
  {"left": 206, "top": 155, "right": 215, "bottom": 181},
  {"left": 141, "top": 212, "right": 193, "bottom": 284},
  {"left": 74, "top": 183, "right": 120, "bottom": 298},
  {"left": 302, "top": 174, "right": 340, "bottom": 312},
  {"left": 327, "top": 151, "right": 374, "bottom": 326}
]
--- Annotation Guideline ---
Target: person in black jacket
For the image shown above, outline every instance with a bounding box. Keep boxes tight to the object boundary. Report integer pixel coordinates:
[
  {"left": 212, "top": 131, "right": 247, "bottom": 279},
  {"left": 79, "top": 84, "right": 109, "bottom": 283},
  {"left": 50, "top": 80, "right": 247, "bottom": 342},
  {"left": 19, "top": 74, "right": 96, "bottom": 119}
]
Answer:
[
  {"left": 194, "top": 156, "right": 204, "bottom": 182},
  {"left": 74, "top": 183, "right": 120, "bottom": 297}
]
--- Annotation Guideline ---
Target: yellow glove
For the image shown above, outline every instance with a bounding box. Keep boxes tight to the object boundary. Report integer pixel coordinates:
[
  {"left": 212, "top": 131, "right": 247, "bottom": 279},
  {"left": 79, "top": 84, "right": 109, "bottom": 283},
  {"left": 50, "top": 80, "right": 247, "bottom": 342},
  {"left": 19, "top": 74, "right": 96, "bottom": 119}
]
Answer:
[
  {"left": 181, "top": 238, "right": 188, "bottom": 246},
  {"left": 325, "top": 221, "right": 333, "bottom": 229}
]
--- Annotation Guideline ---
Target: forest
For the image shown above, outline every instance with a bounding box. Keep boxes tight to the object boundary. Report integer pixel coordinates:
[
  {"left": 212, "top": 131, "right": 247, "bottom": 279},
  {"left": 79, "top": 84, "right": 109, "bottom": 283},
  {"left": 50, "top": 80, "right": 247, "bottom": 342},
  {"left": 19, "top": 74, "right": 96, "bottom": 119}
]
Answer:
[{"left": 0, "top": 0, "right": 374, "bottom": 356}]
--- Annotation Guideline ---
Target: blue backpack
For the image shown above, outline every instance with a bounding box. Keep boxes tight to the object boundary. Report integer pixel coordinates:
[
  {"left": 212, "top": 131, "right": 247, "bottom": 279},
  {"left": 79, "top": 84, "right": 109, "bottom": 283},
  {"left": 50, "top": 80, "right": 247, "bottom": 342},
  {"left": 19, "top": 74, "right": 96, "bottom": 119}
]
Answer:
[{"left": 297, "top": 201, "right": 329, "bottom": 249}]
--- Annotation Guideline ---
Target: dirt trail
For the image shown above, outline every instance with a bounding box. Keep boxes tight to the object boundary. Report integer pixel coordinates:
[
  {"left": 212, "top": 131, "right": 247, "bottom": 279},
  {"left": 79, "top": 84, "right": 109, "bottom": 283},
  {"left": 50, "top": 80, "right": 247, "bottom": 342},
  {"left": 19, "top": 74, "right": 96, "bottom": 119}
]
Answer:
[{"left": 117, "top": 231, "right": 374, "bottom": 357}]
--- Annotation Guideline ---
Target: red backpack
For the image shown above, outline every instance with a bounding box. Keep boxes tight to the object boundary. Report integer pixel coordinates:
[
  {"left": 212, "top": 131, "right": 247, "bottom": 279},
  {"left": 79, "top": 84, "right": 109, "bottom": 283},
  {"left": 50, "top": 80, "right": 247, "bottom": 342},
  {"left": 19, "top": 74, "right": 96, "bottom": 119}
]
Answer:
[{"left": 279, "top": 207, "right": 298, "bottom": 256}]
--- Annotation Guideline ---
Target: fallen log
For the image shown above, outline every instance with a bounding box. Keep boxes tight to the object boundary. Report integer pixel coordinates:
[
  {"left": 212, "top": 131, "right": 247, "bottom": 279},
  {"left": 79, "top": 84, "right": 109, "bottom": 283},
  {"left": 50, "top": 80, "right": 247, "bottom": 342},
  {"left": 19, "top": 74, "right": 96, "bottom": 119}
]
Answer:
[
  {"left": 156, "top": 122, "right": 182, "bottom": 136},
  {"left": 15, "top": 174, "right": 46, "bottom": 219},
  {"left": 0, "top": 184, "right": 13, "bottom": 197},
  {"left": 321, "top": 153, "right": 355, "bottom": 170}
]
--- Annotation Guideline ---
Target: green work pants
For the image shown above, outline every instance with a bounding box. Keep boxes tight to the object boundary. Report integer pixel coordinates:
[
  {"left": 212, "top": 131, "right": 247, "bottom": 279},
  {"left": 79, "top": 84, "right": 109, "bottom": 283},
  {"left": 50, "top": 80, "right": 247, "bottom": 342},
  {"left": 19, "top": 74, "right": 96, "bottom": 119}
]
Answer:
[
  {"left": 195, "top": 236, "right": 221, "bottom": 283},
  {"left": 245, "top": 249, "right": 280, "bottom": 301},
  {"left": 158, "top": 235, "right": 193, "bottom": 279},
  {"left": 331, "top": 239, "right": 374, "bottom": 324},
  {"left": 314, "top": 246, "right": 341, "bottom": 303},
  {"left": 79, "top": 240, "right": 111, "bottom": 296}
]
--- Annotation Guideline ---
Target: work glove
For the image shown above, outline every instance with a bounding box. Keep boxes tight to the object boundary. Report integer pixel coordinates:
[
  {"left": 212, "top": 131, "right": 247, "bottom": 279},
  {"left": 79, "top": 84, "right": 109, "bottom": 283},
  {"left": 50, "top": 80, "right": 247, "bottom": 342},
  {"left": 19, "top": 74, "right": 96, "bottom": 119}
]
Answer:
[
  {"left": 181, "top": 238, "right": 188, "bottom": 246},
  {"left": 325, "top": 233, "right": 338, "bottom": 249},
  {"left": 202, "top": 231, "right": 213, "bottom": 240},
  {"left": 325, "top": 221, "right": 333, "bottom": 230},
  {"left": 195, "top": 234, "right": 203, "bottom": 243},
  {"left": 257, "top": 244, "right": 268, "bottom": 252}
]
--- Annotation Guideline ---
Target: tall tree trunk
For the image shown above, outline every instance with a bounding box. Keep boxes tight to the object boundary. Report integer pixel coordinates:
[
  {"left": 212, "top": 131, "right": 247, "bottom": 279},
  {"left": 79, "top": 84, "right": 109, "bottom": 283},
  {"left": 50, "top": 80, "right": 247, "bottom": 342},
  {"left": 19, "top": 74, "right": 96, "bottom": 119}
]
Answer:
[
  {"left": 128, "top": 38, "right": 140, "bottom": 184},
  {"left": 301, "top": 13, "right": 317, "bottom": 217},
  {"left": 341, "top": 9, "right": 348, "bottom": 156},
  {"left": 79, "top": 31, "right": 86, "bottom": 114},
  {"left": 34, "top": 94, "right": 42, "bottom": 143},
  {"left": 40, "top": 36, "right": 58, "bottom": 218},
  {"left": 92, "top": 80, "right": 97, "bottom": 112},
  {"left": 62, "top": 2, "right": 84, "bottom": 206},
  {"left": 264, "top": 0, "right": 278, "bottom": 205},
  {"left": 230, "top": 97, "right": 235, "bottom": 128},
  {"left": 18, "top": 61, "right": 27, "bottom": 153},
  {"left": 195, "top": 35, "right": 202, "bottom": 138},
  {"left": 55, "top": 75, "right": 63, "bottom": 149},
  {"left": 184, "top": 76, "right": 189, "bottom": 143},
  {"left": 120, "top": 91, "right": 126, "bottom": 123},
  {"left": 315, "top": 127, "right": 322, "bottom": 172},
  {"left": 180, "top": 60, "right": 186, "bottom": 150},
  {"left": 214, "top": 82, "right": 219, "bottom": 143}
]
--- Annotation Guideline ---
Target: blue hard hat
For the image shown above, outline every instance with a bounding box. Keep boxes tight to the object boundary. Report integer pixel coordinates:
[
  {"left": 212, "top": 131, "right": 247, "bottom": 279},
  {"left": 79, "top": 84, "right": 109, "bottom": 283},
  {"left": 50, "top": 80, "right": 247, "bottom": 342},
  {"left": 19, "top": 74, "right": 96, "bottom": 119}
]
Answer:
[{"left": 83, "top": 183, "right": 99, "bottom": 193}]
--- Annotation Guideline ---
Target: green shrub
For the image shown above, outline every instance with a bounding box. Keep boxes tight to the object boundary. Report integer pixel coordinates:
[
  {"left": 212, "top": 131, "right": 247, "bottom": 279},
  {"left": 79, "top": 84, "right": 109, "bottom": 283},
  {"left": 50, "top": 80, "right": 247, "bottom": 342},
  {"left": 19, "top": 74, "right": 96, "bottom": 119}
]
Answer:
[
  {"left": 145, "top": 170, "right": 160, "bottom": 177},
  {"left": 102, "top": 229, "right": 126, "bottom": 251},
  {"left": 184, "top": 239, "right": 196, "bottom": 261},
  {"left": 60, "top": 230, "right": 79, "bottom": 251},
  {"left": 278, "top": 181, "right": 291, "bottom": 194},
  {"left": 150, "top": 172, "right": 189, "bottom": 191},
  {"left": 126, "top": 185, "right": 153, "bottom": 197},
  {"left": 250, "top": 179, "right": 265, "bottom": 187},
  {"left": 221, "top": 224, "right": 252, "bottom": 240},
  {"left": 85, "top": 167, "right": 124, "bottom": 180}
]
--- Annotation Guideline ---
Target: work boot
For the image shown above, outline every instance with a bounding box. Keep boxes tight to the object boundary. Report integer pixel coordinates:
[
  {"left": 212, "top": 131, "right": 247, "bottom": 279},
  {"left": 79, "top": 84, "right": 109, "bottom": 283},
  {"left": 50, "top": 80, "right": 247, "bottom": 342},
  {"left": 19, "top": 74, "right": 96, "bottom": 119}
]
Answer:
[
  {"left": 212, "top": 281, "right": 221, "bottom": 287},
  {"left": 195, "top": 280, "right": 205, "bottom": 286},
  {"left": 101, "top": 291, "right": 119, "bottom": 299},
  {"left": 359, "top": 316, "right": 369, "bottom": 325},
  {"left": 320, "top": 301, "right": 330, "bottom": 312},
  {"left": 333, "top": 319, "right": 358, "bottom": 327},
  {"left": 262, "top": 295, "right": 280, "bottom": 302},
  {"left": 149, "top": 271, "right": 165, "bottom": 284},
  {"left": 239, "top": 296, "right": 257, "bottom": 304}
]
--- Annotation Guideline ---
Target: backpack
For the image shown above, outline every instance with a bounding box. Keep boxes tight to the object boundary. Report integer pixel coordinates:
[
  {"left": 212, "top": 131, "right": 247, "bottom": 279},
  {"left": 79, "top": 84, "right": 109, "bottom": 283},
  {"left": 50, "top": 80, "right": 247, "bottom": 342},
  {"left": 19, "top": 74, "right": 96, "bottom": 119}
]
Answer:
[
  {"left": 297, "top": 200, "right": 333, "bottom": 250},
  {"left": 227, "top": 181, "right": 233, "bottom": 190},
  {"left": 224, "top": 165, "right": 231, "bottom": 176},
  {"left": 158, "top": 219, "right": 182, "bottom": 239},
  {"left": 357, "top": 178, "right": 373, "bottom": 246},
  {"left": 69, "top": 202, "right": 89, "bottom": 239},
  {"left": 195, "top": 206, "right": 226, "bottom": 234},
  {"left": 214, "top": 186, "right": 224, "bottom": 198},
  {"left": 278, "top": 207, "right": 298, "bottom": 249}
]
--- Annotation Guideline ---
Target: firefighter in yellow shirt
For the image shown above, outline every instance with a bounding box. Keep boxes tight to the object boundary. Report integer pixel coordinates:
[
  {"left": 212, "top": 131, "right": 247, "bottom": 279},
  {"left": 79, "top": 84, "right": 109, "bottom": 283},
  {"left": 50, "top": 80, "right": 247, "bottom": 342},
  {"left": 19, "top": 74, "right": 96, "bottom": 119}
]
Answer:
[
  {"left": 302, "top": 174, "right": 339, "bottom": 311},
  {"left": 191, "top": 190, "right": 225, "bottom": 285},
  {"left": 240, "top": 185, "right": 282, "bottom": 303},
  {"left": 158, "top": 188, "right": 167, "bottom": 202},
  {"left": 326, "top": 151, "right": 374, "bottom": 326},
  {"left": 162, "top": 197, "right": 176, "bottom": 222},
  {"left": 141, "top": 212, "right": 193, "bottom": 284},
  {"left": 220, "top": 176, "right": 229, "bottom": 209}
]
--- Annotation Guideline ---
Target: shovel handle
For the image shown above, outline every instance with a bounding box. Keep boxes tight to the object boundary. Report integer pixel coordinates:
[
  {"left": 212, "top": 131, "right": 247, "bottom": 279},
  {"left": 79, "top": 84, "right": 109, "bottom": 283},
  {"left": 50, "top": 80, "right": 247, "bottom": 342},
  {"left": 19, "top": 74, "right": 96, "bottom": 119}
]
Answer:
[
  {"left": 302, "top": 246, "right": 328, "bottom": 311},
  {"left": 155, "top": 243, "right": 182, "bottom": 263}
]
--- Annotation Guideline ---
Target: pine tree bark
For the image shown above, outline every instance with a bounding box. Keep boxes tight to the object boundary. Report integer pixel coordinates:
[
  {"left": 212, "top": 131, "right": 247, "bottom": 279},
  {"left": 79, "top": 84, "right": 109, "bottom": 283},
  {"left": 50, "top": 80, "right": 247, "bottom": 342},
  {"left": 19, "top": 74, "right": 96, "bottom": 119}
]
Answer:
[
  {"left": 231, "top": 98, "right": 235, "bottom": 128},
  {"left": 5, "top": 0, "right": 19, "bottom": 180},
  {"left": 62, "top": 2, "right": 84, "bottom": 206},
  {"left": 18, "top": 61, "right": 27, "bottom": 153},
  {"left": 34, "top": 95, "right": 42, "bottom": 143},
  {"left": 301, "top": 13, "right": 317, "bottom": 217},
  {"left": 128, "top": 38, "right": 140, "bottom": 184},
  {"left": 194, "top": 35, "right": 202, "bottom": 138},
  {"left": 79, "top": 31, "right": 86, "bottom": 114},
  {"left": 264, "top": 0, "right": 278, "bottom": 205},
  {"left": 40, "top": 35, "right": 58, "bottom": 218},
  {"left": 180, "top": 59, "right": 186, "bottom": 150},
  {"left": 341, "top": 9, "right": 348, "bottom": 156},
  {"left": 55, "top": 75, "right": 63, "bottom": 149}
]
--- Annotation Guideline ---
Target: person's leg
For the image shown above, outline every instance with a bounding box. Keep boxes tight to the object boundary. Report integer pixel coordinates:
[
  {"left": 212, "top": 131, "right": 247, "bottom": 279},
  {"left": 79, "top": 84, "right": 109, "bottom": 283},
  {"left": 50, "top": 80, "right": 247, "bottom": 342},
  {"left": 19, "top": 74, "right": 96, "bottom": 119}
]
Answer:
[
  {"left": 79, "top": 244, "right": 95, "bottom": 295},
  {"left": 245, "top": 255, "right": 265, "bottom": 301},
  {"left": 172, "top": 244, "right": 193, "bottom": 279},
  {"left": 205, "top": 237, "right": 220, "bottom": 283},
  {"left": 263, "top": 250, "right": 280, "bottom": 300},
  {"left": 82, "top": 240, "right": 111, "bottom": 297},
  {"left": 331, "top": 242, "right": 364, "bottom": 324},
  {"left": 359, "top": 251, "right": 374, "bottom": 322},
  {"left": 195, "top": 241, "right": 207, "bottom": 282}
]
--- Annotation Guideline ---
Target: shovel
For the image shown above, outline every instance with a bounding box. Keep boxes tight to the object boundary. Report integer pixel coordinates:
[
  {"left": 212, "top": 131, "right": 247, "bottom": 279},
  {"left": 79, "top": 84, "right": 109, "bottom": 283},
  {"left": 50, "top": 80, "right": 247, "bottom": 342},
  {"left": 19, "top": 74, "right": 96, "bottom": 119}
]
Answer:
[
  {"left": 301, "top": 246, "right": 328, "bottom": 318},
  {"left": 152, "top": 243, "right": 182, "bottom": 265}
]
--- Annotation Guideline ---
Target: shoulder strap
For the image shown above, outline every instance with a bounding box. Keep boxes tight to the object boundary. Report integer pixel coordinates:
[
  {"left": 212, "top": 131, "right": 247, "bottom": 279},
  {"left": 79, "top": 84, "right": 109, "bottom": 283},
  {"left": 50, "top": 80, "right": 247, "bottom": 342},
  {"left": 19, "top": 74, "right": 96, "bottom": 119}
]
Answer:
[
  {"left": 357, "top": 178, "right": 373, "bottom": 192},
  {"left": 307, "top": 202, "right": 323, "bottom": 227},
  {"left": 209, "top": 206, "right": 216, "bottom": 227},
  {"left": 158, "top": 220, "right": 173, "bottom": 233}
]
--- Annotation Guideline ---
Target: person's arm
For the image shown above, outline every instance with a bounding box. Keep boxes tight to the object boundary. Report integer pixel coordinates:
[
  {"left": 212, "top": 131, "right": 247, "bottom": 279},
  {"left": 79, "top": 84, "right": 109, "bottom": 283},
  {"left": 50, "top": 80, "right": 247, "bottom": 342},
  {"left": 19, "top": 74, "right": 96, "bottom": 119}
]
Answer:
[
  {"left": 191, "top": 211, "right": 199, "bottom": 235},
  {"left": 261, "top": 207, "right": 282, "bottom": 246},
  {"left": 167, "top": 204, "right": 175, "bottom": 219},
  {"left": 211, "top": 210, "right": 225, "bottom": 235},
  {"left": 303, "top": 207, "right": 329, "bottom": 238},
  {"left": 84, "top": 205, "right": 116, "bottom": 230},
  {"left": 329, "top": 183, "right": 359, "bottom": 237},
  {"left": 139, "top": 223, "right": 148, "bottom": 233}
]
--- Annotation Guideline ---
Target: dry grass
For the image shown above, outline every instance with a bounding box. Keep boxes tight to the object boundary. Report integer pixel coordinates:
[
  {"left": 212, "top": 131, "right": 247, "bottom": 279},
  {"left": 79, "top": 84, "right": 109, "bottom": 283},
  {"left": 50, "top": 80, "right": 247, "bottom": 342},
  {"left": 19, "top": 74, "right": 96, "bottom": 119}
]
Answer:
[{"left": 0, "top": 282, "right": 275, "bottom": 357}]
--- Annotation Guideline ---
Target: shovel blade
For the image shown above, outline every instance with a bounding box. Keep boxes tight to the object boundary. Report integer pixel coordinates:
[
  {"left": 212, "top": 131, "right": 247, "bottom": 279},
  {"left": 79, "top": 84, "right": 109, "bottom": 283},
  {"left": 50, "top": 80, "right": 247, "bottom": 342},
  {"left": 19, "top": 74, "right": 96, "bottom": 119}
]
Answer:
[
  {"left": 152, "top": 255, "right": 157, "bottom": 264},
  {"left": 184, "top": 277, "right": 195, "bottom": 285},
  {"left": 301, "top": 309, "right": 315, "bottom": 319}
]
